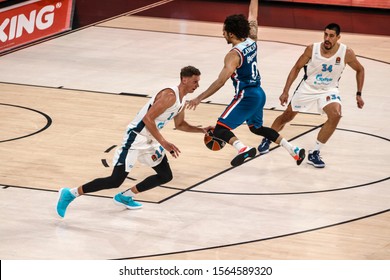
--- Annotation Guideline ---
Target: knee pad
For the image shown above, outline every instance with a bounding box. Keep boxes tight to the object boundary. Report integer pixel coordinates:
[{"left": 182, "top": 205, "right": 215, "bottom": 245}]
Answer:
[
  {"left": 249, "top": 126, "right": 279, "bottom": 142},
  {"left": 213, "top": 124, "right": 235, "bottom": 143}
]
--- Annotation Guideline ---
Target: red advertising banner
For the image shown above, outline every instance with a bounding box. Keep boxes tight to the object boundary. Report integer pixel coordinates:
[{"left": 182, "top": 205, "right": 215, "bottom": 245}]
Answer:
[
  {"left": 0, "top": 0, "right": 75, "bottom": 53},
  {"left": 264, "top": 0, "right": 390, "bottom": 9}
]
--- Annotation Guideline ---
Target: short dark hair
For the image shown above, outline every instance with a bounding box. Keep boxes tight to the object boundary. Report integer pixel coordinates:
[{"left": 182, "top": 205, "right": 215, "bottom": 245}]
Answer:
[
  {"left": 180, "top": 66, "right": 201, "bottom": 79},
  {"left": 325, "top": 23, "right": 341, "bottom": 36},
  {"left": 224, "top": 14, "right": 250, "bottom": 39}
]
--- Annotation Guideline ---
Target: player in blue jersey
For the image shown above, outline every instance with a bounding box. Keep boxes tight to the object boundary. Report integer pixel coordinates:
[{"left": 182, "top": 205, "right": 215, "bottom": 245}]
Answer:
[
  {"left": 187, "top": 0, "right": 305, "bottom": 167},
  {"left": 56, "top": 66, "right": 213, "bottom": 218},
  {"left": 258, "top": 23, "right": 365, "bottom": 168}
]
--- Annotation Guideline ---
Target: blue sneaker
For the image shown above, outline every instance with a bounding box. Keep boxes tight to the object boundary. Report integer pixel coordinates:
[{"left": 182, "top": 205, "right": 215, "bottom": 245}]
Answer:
[
  {"left": 307, "top": 150, "right": 325, "bottom": 168},
  {"left": 258, "top": 138, "right": 271, "bottom": 154},
  {"left": 230, "top": 146, "right": 256, "bottom": 167},
  {"left": 113, "top": 193, "right": 142, "bottom": 209},
  {"left": 56, "top": 188, "right": 76, "bottom": 218}
]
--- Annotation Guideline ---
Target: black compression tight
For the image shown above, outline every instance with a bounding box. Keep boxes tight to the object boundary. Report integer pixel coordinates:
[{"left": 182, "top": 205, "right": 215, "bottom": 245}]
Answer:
[
  {"left": 82, "top": 156, "right": 173, "bottom": 194},
  {"left": 82, "top": 164, "right": 128, "bottom": 194},
  {"left": 136, "top": 156, "right": 173, "bottom": 192}
]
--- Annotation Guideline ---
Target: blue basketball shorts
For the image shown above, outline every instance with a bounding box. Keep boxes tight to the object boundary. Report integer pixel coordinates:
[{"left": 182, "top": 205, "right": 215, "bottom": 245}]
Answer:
[{"left": 217, "top": 86, "right": 266, "bottom": 130}]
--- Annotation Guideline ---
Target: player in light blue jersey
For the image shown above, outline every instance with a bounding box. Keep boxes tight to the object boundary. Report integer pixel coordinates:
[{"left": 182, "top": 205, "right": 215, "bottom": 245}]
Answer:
[
  {"left": 187, "top": 0, "right": 305, "bottom": 167},
  {"left": 258, "top": 23, "right": 365, "bottom": 168},
  {"left": 56, "top": 66, "right": 213, "bottom": 218}
]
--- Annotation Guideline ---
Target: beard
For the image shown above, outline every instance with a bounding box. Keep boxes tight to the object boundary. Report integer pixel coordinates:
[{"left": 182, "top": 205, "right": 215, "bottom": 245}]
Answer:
[{"left": 323, "top": 41, "right": 332, "bottom": 50}]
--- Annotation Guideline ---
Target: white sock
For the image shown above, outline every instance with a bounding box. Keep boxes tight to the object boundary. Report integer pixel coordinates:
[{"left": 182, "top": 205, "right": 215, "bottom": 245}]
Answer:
[
  {"left": 232, "top": 140, "right": 246, "bottom": 152},
  {"left": 313, "top": 140, "right": 324, "bottom": 151},
  {"left": 122, "top": 188, "right": 136, "bottom": 197},
  {"left": 69, "top": 188, "right": 80, "bottom": 197},
  {"left": 280, "top": 138, "right": 295, "bottom": 156}
]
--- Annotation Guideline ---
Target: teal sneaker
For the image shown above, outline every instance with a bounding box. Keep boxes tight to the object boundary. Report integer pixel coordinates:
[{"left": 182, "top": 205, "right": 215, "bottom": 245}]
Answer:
[
  {"left": 113, "top": 193, "right": 142, "bottom": 209},
  {"left": 230, "top": 146, "right": 256, "bottom": 167},
  {"left": 56, "top": 188, "right": 76, "bottom": 218}
]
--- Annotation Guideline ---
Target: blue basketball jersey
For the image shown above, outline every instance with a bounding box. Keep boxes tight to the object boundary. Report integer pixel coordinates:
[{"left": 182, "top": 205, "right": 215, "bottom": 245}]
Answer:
[
  {"left": 217, "top": 38, "right": 266, "bottom": 130},
  {"left": 230, "top": 38, "right": 261, "bottom": 94}
]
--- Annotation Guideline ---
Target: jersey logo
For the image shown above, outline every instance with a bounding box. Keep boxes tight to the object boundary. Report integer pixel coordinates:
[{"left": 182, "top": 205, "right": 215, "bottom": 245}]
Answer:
[
  {"left": 151, "top": 146, "right": 164, "bottom": 162},
  {"left": 315, "top": 74, "right": 333, "bottom": 85}
]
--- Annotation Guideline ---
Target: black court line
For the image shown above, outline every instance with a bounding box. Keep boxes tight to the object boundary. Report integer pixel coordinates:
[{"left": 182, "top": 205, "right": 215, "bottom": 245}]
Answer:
[
  {"left": 158, "top": 123, "right": 322, "bottom": 203},
  {"left": 0, "top": 81, "right": 150, "bottom": 97},
  {"left": 2, "top": 92, "right": 386, "bottom": 201},
  {"left": 172, "top": 176, "right": 390, "bottom": 196},
  {"left": 120, "top": 92, "right": 148, "bottom": 97},
  {"left": 0, "top": 184, "right": 156, "bottom": 204},
  {"left": 2, "top": 182, "right": 387, "bottom": 260},
  {"left": 4, "top": 123, "right": 388, "bottom": 204},
  {"left": 95, "top": 25, "right": 390, "bottom": 65},
  {"left": 157, "top": 126, "right": 390, "bottom": 201},
  {"left": 0, "top": 103, "right": 52, "bottom": 143},
  {"left": 112, "top": 208, "right": 390, "bottom": 260},
  {"left": 0, "top": 0, "right": 388, "bottom": 65}
]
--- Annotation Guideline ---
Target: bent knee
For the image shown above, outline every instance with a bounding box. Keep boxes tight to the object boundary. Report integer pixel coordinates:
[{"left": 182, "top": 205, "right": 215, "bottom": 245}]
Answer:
[
  {"left": 327, "top": 110, "right": 342, "bottom": 121},
  {"left": 159, "top": 172, "right": 173, "bottom": 184},
  {"left": 107, "top": 179, "right": 124, "bottom": 189}
]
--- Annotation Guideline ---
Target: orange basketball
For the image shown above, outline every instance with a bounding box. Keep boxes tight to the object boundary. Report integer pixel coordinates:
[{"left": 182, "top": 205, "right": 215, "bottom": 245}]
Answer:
[{"left": 204, "top": 129, "right": 226, "bottom": 151}]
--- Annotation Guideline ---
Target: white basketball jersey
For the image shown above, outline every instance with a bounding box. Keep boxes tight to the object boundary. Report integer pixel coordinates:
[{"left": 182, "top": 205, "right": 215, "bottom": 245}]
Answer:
[
  {"left": 303, "top": 42, "right": 347, "bottom": 91},
  {"left": 127, "top": 86, "right": 186, "bottom": 139}
]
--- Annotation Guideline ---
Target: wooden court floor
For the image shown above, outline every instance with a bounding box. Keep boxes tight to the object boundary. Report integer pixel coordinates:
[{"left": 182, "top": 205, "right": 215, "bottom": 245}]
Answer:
[{"left": 0, "top": 4, "right": 389, "bottom": 260}]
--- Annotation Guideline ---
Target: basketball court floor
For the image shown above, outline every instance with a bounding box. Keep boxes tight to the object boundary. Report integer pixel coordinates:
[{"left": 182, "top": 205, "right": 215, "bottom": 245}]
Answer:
[{"left": 0, "top": 1, "right": 389, "bottom": 260}]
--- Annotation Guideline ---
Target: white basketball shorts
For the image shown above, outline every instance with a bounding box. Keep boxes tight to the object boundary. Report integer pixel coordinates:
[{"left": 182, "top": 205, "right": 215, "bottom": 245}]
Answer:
[
  {"left": 290, "top": 83, "right": 342, "bottom": 114},
  {"left": 112, "top": 132, "right": 166, "bottom": 172}
]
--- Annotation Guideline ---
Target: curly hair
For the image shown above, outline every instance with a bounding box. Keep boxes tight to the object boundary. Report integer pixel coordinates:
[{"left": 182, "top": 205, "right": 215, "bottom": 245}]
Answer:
[{"left": 224, "top": 14, "right": 250, "bottom": 39}]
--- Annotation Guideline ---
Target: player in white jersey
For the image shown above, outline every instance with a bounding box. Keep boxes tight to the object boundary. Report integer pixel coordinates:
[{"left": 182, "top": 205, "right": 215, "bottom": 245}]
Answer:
[
  {"left": 258, "top": 23, "right": 365, "bottom": 168},
  {"left": 56, "top": 66, "right": 213, "bottom": 218}
]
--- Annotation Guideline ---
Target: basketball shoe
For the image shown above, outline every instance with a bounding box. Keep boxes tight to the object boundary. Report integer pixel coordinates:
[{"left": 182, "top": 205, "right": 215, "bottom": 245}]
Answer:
[
  {"left": 307, "top": 150, "right": 325, "bottom": 168},
  {"left": 113, "top": 193, "right": 143, "bottom": 209},
  {"left": 56, "top": 188, "right": 76, "bottom": 218},
  {"left": 292, "top": 147, "right": 306, "bottom": 166},
  {"left": 258, "top": 138, "right": 271, "bottom": 154},
  {"left": 230, "top": 146, "right": 257, "bottom": 167}
]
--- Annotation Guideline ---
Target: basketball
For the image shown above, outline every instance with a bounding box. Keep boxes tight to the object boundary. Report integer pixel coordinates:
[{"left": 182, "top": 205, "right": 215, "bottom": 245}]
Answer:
[{"left": 204, "top": 129, "right": 226, "bottom": 151}]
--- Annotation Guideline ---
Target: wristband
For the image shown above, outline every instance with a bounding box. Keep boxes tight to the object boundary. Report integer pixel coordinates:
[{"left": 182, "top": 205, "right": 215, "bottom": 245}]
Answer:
[{"left": 356, "top": 91, "right": 362, "bottom": 96}]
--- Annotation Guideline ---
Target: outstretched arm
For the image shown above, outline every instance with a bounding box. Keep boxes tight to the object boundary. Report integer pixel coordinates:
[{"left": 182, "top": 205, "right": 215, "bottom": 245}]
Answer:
[
  {"left": 186, "top": 51, "right": 240, "bottom": 110},
  {"left": 174, "top": 109, "right": 213, "bottom": 133},
  {"left": 248, "top": 0, "right": 259, "bottom": 41}
]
